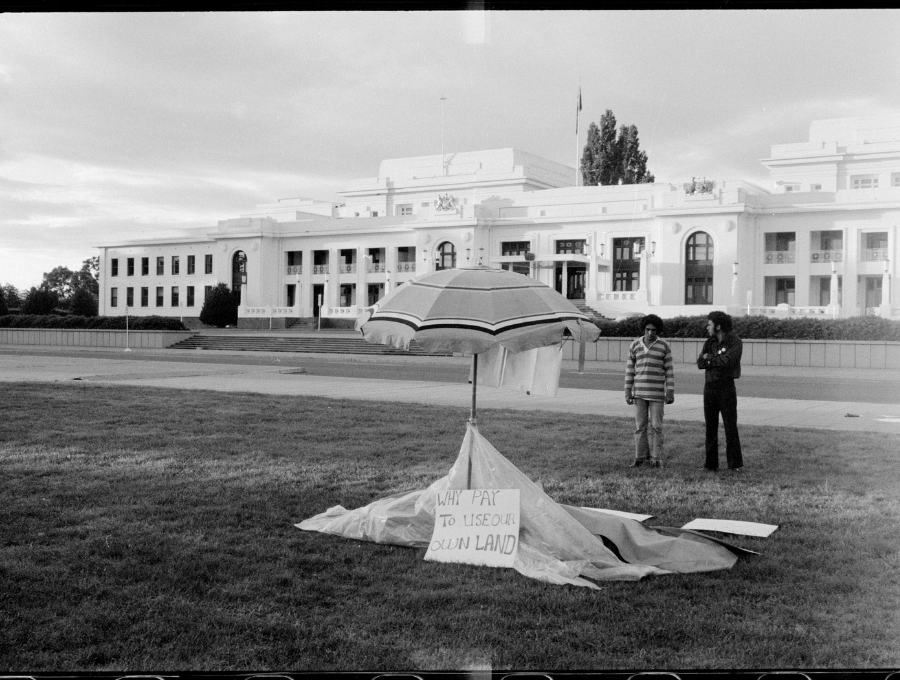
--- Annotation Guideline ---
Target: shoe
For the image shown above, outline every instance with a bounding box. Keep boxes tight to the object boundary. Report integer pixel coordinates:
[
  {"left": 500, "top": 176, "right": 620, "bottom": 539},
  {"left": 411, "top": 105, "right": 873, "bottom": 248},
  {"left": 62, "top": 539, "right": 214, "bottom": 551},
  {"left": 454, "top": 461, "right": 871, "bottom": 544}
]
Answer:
[
  {"left": 647, "top": 460, "right": 662, "bottom": 468},
  {"left": 629, "top": 460, "right": 644, "bottom": 467},
  {"left": 728, "top": 467, "right": 743, "bottom": 472},
  {"left": 701, "top": 466, "right": 718, "bottom": 472}
]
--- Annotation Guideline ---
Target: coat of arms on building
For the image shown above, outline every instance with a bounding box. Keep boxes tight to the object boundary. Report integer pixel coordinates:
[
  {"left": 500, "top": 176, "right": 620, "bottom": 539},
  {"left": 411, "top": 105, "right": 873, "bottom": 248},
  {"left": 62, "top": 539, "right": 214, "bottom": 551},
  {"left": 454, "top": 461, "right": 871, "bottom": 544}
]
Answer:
[
  {"left": 435, "top": 193, "right": 457, "bottom": 212},
  {"left": 684, "top": 177, "right": 715, "bottom": 195}
]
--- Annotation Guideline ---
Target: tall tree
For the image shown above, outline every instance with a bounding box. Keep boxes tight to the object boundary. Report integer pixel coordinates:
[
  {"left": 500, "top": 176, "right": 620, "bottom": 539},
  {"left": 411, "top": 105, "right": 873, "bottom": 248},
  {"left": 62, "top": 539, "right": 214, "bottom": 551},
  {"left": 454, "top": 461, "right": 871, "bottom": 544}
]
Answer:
[
  {"left": 581, "top": 110, "right": 620, "bottom": 186},
  {"left": 580, "top": 110, "right": 654, "bottom": 186},
  {"left": 1, "top": 284, "right": 20, "bottom": 310},
  {"left": 199, "top": 283, "right": 239, "bottom": 328},
  {"left": 69, "top": 287, "right": 98, "bottom": 317},
  {"left": 618, "top": 124, "right": 655, "bottom": 184},
  {"left": 0, "top": 287, "right": 8, "bottom": 316},
  {"left": 41, "top": 266, "right": 76, "bottom": 301},
  {"left": 73, "top": 257, "right": 100, "bottom": 296},
  {"left": 21, "top": 286, "right": 59, "bottom": 315}
]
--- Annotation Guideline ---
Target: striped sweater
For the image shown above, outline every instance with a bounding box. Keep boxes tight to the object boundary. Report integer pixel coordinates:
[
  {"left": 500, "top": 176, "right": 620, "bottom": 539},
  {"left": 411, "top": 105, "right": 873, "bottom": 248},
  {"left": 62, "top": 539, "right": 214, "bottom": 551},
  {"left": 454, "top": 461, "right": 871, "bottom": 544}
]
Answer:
[{"left": 624, "top": 337, "right": 675, "bottom": 402}]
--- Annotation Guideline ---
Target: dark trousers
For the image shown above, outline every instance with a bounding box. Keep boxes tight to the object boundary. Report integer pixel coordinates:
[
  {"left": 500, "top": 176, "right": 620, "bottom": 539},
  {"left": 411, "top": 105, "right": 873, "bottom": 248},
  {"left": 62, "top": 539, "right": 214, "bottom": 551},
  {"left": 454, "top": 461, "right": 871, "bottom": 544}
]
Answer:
[{"left": 703, "top": 379, "right": 743, "bottom": 470}]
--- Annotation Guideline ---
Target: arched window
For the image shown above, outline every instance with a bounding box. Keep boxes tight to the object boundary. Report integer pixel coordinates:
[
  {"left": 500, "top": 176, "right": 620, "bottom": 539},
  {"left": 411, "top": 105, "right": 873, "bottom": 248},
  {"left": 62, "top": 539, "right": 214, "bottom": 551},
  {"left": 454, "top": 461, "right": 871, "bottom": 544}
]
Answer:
[
  {"left": 685, "top": 232, "right": 713, "bottom": 304},
  {"left": 436, "top": 241, "right": 456, "bottom": 270},
  {"left": 232, "top": 251, "right": 247, "bottom": 304}
]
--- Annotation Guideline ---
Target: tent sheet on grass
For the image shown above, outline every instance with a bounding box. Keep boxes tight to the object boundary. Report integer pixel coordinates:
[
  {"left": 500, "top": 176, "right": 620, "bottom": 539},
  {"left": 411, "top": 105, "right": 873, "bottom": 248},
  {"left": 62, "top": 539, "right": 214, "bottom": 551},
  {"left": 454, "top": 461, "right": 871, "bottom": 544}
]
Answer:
[{"left": 297, "top": 423, "right": 742, "bottom": 590}]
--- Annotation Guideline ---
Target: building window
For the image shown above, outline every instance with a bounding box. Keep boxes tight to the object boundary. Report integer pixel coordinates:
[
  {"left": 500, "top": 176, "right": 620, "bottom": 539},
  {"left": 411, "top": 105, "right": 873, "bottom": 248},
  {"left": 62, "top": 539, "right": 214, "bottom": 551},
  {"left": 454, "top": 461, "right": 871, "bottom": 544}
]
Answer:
[
  {"left": 685, "top": 232, "right": 713, "bottom": 305},
  {"left": 126, "top": 287, "right": 134, "bottom": 307},
  {"left": 396, "top": 204, "right": 413, "bottom": 216},
  {"left": 339, "top": 283, "right": 355, "bottom": 307},
  {"left": 205, "top": 254, "right": 213, "bottom": 274},
  {"left": 110, "top": 287, "right": 118, "bottom": 307},
  {"left": 367, "top": 248, "right": 386, "bottom": 272},
  {"left": 339, "top": 249, "right": 356, "bottom": 274},
  {"left": 764, "top": 232, "right": 796, "bottom": 264},
  {"left": 171, "top": 256, "right": 180, "bottom": 275},
  {"left": 784, "top": 184, "right": 800, "bottom": 193},
  {"left": 851, "top": 175, "right": 879, "bottom": 189},
  {"left": 774, "top": 277, "right": 795, "bottom": 305},
  {"left": 372, "top": 211, "right": 379, "bottom": 217},
  {"left": 187, "top": 255, "right": 195, "bottom": 275},
  {"left": 396, "top": 246, "right": 416, "bottom": 272},
  {"left": 286, "top": 284, "right": 296, "bottom": 307},
  {"left": 312, "top": 250, "right": 328, "bottom": 275},
  {"left": 204, "top": 285, "right": 212, "bottom": 301},
  {"left": 555, "top": 239, "right": 585, "bottom": 255},
  {"left": 171, "top": 286, "right": 179, "bottom": 307},
  {"left": 811, "top": 184, "right": 822, "bottom": 192},
  {"left": 232, "top": 251, "right": 247, "bottom": 305},
  {"left": 892, "top": 173, "right": 900, "bottom": 188},
  {"left": 140, "top": 287, "right": 148, "bottom": 307},
  {"left": 436, "top": 241, "right": 457, "bottom": 270},
  {"left": 862, "top": 232, "right": 889, "bottom": 261},
  {"left": 127, "top": 258, "right": 135, "bottom": 276},
  {"left": 612, "top": 237, "right": 644, "bottom": 292},
  {"left": 156, "top": 256, "right": 164, "bottom": 275},
  {"left": 186, "top": 286, "right": 195, "bottom": 307},
  {"left": 141, "top": 257, "right": 149, "bottom": 276},
  {"left": 811, "top": 230, "right": 843, "bottom": 263},
  {"left": 111, "top": 259, "right": 119, "bottom": 277},
  {"left": 501, "top": 241, "right": 530, "bottom": 257},
  {"left": 156, "top": 287, "right": 164, "bottom": 307}
]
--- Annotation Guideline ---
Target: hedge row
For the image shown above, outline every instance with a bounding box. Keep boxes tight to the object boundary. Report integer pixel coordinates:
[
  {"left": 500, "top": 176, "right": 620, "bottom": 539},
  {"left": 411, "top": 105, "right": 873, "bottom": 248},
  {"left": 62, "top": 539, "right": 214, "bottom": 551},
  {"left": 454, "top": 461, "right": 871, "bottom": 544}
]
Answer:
[
  {"left": 593, "top": 314, "right": 900, "bottom": 341},
  {"left": 0, "top": 314, "right": 187, "bottom": 331}
]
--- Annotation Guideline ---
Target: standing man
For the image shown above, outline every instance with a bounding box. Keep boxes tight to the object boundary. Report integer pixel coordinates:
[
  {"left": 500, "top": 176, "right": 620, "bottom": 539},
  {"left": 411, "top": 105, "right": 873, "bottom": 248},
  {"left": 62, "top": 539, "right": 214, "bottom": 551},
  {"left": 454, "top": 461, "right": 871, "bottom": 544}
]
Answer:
[
  {"left": 625, "top": 314, "right": 675, "bottom": 468},
  {"left": 697, "top": 311, "right": 744, "bottom": 472}
]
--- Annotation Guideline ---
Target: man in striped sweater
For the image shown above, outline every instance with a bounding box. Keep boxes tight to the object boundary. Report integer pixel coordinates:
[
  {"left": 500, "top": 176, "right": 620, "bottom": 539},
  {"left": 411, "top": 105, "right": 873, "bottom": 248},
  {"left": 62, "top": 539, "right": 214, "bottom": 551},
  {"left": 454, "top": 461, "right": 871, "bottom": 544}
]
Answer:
[{"left": 624, "top": 314, "right": 675, "bottom": 468}]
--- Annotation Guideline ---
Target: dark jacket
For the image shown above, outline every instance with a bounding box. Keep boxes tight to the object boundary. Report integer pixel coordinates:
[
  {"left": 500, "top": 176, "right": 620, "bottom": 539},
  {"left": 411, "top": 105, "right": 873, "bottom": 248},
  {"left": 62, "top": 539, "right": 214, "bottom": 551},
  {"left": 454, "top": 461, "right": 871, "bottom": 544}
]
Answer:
[{"left": 697, "top": 331, "right": 742, "bottom": 383}]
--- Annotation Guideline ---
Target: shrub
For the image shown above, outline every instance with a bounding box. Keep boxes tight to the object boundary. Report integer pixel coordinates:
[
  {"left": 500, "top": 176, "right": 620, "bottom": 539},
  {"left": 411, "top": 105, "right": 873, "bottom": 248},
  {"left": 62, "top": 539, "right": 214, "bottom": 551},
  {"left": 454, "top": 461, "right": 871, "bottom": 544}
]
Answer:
[
  {"left": 199, "top": 283, "right": 239, "bottom": 328},
  {"left": 594, "top": 314, "right": 900, "bottom": 341},
  {"left": 0, "top": 314, "right": 186, "bottom": 330},
  {"left": 20, "top": 287, "right": 59, "bottom": 315},
  {"left": 69, "top": 288, "right": 99, "bottom": 317}
]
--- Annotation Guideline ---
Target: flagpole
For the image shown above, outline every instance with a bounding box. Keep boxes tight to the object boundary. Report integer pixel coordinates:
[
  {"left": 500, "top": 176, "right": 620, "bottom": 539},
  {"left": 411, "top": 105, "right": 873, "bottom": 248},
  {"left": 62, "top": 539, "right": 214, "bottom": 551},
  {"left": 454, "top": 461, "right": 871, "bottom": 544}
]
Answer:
[{"left": 575, "top": 83, "right": 582, "bottom": 187}]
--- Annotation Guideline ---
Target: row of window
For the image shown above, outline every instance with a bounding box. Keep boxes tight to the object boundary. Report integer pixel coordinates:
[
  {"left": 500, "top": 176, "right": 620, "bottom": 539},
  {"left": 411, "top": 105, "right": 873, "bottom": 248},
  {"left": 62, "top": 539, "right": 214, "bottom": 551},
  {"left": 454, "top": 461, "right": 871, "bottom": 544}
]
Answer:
[
  {"left": 110, "top": 285, "right": 212, "bottom": 308},
  {"left": 110, "top": 254, "right": 214, "bottom": 277}
]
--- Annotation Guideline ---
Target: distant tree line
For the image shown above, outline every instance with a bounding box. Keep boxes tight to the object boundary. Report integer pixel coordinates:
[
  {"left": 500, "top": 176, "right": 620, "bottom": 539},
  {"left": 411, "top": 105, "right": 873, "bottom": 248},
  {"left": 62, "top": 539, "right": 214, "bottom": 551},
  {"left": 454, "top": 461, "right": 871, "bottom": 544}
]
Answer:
[{"left": 2, "top": 257, "right": 100, "bottom": 317}]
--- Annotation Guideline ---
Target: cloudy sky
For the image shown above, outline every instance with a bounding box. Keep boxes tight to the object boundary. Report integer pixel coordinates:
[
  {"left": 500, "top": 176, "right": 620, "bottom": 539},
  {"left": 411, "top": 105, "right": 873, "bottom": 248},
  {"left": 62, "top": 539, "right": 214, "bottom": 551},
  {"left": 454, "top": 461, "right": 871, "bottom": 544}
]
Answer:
[{"left": 1, "top": 9, "right": 899, "bottom": 291}]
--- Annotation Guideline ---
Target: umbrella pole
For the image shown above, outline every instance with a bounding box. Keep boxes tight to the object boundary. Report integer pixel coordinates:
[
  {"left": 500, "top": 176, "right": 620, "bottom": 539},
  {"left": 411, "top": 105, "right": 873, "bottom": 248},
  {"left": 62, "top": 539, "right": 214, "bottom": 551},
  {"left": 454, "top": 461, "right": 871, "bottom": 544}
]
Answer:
[{"left": 467, "top": 353, "right": 477, "bottom": 489}]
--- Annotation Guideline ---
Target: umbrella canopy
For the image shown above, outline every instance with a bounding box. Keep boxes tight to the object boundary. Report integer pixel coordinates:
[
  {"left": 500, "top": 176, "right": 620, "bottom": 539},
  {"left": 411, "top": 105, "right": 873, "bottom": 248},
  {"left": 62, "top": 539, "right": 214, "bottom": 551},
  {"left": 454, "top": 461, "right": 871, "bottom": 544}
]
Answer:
[{"left": 356, "top": 266, "right": 600, "bottom": 355}]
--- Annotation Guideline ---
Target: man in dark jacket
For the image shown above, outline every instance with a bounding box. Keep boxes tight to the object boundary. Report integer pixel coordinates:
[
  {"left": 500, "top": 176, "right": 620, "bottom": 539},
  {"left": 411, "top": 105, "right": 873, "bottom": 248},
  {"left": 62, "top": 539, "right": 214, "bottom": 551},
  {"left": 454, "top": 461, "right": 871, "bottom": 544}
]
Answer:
[{"left": 697, "top": 311, "right": 743, "bottom": 472}]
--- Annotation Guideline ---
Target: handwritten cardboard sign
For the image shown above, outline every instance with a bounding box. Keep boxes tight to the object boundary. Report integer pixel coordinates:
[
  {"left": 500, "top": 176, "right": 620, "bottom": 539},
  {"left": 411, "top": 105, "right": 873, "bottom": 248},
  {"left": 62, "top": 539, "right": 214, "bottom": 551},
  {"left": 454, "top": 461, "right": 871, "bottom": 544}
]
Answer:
[{"left": 424, "top": 488, "right": 520, "bottom": 568}]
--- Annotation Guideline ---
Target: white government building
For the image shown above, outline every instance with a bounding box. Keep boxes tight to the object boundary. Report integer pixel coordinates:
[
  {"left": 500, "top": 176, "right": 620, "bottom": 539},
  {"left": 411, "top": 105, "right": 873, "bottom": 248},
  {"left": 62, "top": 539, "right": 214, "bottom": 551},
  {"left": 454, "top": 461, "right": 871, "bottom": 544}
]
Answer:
[{"left": 97, "top": 116, "right": 898, "bottom": 327}]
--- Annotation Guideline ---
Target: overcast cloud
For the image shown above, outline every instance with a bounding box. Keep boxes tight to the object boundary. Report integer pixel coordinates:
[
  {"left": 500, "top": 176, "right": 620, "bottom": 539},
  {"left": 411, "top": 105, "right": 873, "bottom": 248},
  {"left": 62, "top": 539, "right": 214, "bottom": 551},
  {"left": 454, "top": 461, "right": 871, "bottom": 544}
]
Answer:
[{"left": 1, "top": 9, "right": 899, "bottom": 291}]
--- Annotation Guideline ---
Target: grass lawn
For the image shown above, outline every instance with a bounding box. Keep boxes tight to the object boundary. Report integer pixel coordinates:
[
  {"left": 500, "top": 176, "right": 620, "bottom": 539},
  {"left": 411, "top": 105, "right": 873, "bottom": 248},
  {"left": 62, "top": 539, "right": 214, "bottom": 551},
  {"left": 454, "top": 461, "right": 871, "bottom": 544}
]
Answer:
[{"left": 1, "top": 382, "right": 898, "bottom": 671}]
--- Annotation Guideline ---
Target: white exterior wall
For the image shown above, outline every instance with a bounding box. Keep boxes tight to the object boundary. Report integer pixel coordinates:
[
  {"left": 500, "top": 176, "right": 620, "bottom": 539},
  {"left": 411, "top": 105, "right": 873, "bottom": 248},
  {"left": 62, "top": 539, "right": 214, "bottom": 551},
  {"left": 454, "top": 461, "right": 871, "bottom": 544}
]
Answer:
[{"left": 96, "top": 120, "right": 900, "bottom": 323}]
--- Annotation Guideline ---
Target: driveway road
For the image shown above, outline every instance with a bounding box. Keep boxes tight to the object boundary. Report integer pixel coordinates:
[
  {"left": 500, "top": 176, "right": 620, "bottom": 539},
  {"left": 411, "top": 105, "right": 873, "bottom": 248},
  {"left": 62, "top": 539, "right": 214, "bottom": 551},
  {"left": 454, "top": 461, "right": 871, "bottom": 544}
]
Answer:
[{"left": 1, "top": 346, "right": 898, "bottom": 433}]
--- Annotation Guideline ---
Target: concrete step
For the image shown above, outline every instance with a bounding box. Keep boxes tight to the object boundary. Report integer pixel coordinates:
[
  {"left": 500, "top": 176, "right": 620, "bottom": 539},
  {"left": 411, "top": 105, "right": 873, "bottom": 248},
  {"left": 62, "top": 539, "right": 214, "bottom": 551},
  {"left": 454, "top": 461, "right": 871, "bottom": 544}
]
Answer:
[{"left": 167, "top": 334, "right": 452, "bottom": 356}]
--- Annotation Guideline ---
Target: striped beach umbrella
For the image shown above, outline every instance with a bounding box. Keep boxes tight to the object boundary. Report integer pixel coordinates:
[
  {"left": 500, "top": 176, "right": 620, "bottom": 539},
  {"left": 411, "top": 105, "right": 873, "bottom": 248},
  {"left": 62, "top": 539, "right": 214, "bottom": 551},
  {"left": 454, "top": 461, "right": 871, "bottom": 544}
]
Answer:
[
  {"left": 356, "top": 266, "right": 600, "bottom": 442},
  {"left": 356, "top": 265, "right": 600, "bottom": 355}
]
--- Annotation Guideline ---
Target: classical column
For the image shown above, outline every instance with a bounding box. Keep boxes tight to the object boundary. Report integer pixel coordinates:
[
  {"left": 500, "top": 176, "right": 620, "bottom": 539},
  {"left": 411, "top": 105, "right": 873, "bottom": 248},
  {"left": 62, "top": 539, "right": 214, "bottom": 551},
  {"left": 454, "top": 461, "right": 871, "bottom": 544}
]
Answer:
[{"left": 881, "top": 258, "right": 892, "bottom": 317}]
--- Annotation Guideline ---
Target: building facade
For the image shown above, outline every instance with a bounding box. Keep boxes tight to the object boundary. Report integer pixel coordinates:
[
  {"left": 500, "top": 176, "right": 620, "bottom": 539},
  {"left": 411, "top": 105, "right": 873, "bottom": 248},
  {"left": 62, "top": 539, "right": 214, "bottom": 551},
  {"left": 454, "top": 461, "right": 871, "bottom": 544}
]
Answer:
[{"left": 97, "top": 117, "right": 899, "bottom": 325}]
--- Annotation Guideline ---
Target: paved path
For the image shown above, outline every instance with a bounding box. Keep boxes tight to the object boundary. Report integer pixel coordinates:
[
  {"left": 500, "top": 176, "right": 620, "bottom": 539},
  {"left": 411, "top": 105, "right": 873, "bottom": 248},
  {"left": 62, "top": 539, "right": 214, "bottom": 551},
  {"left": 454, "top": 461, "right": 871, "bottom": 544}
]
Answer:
[{"left": 1, "top": 346, "right": 898, "bottom": 433}]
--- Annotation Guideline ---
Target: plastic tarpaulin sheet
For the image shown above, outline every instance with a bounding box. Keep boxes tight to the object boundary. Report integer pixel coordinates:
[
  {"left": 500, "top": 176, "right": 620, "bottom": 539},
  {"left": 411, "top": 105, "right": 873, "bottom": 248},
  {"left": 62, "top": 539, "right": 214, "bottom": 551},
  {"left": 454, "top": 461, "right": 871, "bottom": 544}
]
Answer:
[
  {"left": 297, "top": 423, "right": 739, "bottom": 589},
  {"left": 471, "top": 344, "right": 564, "bottom": 398}
]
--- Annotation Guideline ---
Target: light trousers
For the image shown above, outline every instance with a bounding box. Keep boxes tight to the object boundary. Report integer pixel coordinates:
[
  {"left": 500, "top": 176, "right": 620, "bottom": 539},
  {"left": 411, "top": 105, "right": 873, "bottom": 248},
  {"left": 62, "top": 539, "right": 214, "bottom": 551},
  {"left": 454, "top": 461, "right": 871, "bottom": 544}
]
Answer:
[{"left": 633, "top": 398, "right": 665, "bottom": 462}]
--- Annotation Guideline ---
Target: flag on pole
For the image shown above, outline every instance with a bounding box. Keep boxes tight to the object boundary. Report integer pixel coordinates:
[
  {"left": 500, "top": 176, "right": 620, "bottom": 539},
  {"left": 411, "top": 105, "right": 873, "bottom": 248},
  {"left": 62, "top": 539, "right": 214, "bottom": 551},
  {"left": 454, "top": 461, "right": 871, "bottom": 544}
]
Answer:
[{"left": 576, "top": 87, "right": 582, "bottom": 134}]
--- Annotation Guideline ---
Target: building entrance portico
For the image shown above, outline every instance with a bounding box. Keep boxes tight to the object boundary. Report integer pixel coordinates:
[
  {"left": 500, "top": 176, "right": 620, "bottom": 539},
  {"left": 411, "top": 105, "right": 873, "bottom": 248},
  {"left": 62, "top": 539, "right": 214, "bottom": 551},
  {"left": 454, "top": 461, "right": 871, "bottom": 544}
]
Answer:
[{"left": 555, "top": 262, "right": 586, "bottom": 300}]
